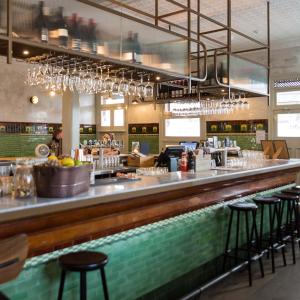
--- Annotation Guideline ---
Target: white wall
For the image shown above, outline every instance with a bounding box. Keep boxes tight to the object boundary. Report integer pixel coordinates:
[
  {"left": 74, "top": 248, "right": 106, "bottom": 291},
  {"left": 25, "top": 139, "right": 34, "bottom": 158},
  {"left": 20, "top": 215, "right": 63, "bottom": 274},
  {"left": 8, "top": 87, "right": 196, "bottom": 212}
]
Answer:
[{"left": 0, "top": 58, "right": 95, "bottom": 124}]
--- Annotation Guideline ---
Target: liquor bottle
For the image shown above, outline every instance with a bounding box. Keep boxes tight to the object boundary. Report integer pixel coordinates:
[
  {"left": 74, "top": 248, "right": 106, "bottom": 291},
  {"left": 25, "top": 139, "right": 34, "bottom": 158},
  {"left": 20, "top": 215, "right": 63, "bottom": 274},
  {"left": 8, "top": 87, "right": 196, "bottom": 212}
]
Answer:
[
  {"left": 79, "top": 18, "right": 90, "bottom": 53},
  {"left": 187, "top": 150, "right": 195, "bottom": 172},
  {"left": 133, "top": 33, "right": 141, "bottom": 63},
  {"left": 123, "top": 31, "right": 134, "bottom": 61},
  {"left": 36, "top": 1, "right": 49, "bottom": 43},
  {"left": 70, "top": 14, "right": 81, "bottom": 51},
  {"left": 180, "top": 152, "right": 188, "bottom": 172},
  {"left": 57, "top": 7, "right": 68, "bottom": 48},
  {"left": 87, "top": 18, "right": 97, "bottom": 54}
]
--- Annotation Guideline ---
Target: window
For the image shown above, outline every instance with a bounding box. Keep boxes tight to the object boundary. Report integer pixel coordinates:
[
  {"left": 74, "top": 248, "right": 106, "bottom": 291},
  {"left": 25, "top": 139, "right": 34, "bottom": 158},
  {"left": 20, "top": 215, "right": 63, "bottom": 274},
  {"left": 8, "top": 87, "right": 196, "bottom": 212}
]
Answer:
[
  {"left": 165, "top": 118, "right": 200, "bottom": 137},
  {"left": 277, "top": 113, "right": 300, "bottom": 137},
  {"left": 113, "top": 109, "right": 125, "bottom": 126},
  {"left": 276, "top": 91, "right": 300, "bottom": 106},
  {"left": 101, "top": 110, "right": 110, "bottom": 127},
  {"left": 101, "top": 95, "right": 125, "bottom": 105}
]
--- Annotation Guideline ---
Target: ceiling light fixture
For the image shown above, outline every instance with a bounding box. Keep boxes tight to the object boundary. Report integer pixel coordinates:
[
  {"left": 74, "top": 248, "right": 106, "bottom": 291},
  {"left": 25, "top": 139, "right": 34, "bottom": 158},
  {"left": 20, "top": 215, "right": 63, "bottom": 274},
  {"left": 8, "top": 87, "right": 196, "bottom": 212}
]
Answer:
[
  {"left": 49, "top": 91, "right": 56, "bottom": 97},
  {"left": 22, "top": 50, "right": 30, "bottom": 56}
]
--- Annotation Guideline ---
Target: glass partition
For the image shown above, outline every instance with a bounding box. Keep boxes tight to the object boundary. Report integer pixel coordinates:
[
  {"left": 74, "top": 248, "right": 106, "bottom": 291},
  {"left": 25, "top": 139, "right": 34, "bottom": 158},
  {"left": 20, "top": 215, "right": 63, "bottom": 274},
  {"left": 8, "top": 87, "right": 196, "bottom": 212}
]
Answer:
[
  {"left": 230, "top": 55, "right": 268, "bottom": 95},
  {"left": 11, "top": 0, "right": 188, "bottom": 76},
  {"left": 0, "top": 0, "right": 7, "bottom": 36}
]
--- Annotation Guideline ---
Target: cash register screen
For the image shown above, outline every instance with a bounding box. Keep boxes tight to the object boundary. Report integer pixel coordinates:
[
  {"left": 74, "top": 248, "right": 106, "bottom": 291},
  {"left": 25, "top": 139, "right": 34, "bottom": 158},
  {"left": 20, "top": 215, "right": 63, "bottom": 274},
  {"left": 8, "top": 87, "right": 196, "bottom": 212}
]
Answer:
[{"left": 179, "top": 142, "right": 198, "bottom": 151}]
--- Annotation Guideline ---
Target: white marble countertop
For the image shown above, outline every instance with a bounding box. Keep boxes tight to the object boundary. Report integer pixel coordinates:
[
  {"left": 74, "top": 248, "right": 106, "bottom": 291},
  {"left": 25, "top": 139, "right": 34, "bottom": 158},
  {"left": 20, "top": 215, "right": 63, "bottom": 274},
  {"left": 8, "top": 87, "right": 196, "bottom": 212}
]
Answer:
[{"left": 0, "top": 159, "right": 300, "bottom": 222}]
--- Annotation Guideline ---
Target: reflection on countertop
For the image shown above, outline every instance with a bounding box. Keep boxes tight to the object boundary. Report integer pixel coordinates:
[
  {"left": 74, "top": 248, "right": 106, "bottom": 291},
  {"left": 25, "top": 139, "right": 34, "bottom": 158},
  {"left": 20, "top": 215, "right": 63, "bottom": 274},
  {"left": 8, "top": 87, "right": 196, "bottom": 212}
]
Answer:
[{"left": 0, "top": 159, "right": 300, "bottom": 222}]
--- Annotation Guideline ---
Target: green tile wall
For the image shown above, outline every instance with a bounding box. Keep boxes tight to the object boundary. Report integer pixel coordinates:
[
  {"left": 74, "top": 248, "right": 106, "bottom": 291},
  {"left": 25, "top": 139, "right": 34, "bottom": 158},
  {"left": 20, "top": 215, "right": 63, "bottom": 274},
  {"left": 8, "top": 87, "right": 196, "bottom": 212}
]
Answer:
[
  {"left": 0, "top": 184, "right": 294, "bottom": 300},
  {"left": 128, "top": 134, "right": 159, "bottom": 154},
  {"left": 0, "top": 134, "right": 97, "bottom": 157}
]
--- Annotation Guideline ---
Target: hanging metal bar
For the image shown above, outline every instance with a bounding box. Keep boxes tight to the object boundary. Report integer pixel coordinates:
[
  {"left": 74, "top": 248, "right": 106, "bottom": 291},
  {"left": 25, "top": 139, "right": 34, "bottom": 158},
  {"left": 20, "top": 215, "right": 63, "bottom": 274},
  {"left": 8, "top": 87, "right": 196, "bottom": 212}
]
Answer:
[
  {"left": 158, "top": 9, "right": 186, "bottom": 19},
  {"left": 187, "top": 0, "right": 191, "bottom": 93},
  {"left": 267, "top": 1, "right": 271, "bottom": 104},
  {"left": 155, "top": 0, "right": 158, "bottom": 26},
  {"left": 7, "top": 0, "right": 12, "bottom": 64}
]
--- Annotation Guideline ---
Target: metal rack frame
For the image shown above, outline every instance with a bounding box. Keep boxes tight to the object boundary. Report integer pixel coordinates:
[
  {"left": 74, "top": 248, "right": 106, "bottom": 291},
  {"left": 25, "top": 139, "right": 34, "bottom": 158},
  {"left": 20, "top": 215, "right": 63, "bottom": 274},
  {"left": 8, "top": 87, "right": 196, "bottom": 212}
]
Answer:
[{"left": 1, "top": 0, "right": 270, "bottom": 100}]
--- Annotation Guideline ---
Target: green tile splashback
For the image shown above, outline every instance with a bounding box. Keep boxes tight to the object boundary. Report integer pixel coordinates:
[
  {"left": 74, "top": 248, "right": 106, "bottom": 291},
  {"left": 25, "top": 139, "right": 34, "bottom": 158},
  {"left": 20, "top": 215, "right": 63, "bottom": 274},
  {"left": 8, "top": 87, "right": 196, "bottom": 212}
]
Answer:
[
  {"left": 128, "top": 134, "right": 159, "bottom": 154},
  {"left": 0, "top": 134, "right": 96, "bottom": 157}
]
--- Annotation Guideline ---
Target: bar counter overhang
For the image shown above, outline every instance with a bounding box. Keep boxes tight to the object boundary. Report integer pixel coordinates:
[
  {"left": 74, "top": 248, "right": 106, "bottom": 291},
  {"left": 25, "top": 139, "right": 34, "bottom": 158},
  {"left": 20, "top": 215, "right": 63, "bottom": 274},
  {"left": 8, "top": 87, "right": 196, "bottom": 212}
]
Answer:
[{"left": 0, "top": 159, "right": 299, "bottom": 257}]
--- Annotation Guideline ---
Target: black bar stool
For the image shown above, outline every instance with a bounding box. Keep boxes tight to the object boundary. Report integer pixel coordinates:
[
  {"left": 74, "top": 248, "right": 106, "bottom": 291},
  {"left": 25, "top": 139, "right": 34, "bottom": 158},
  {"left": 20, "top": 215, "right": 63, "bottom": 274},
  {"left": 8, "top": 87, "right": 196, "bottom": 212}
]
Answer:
[
  {"left": 223, "top": 202, "right": 264, "bottom": 286},
  {"left": 253, "top": 196, "right": 286, "bottom": 273},
  {"left": 274, "top": 192, "right": 300, "bottom": 264},
  {"left": 57, "top": 251, "right": 109, "bottom": 300}
]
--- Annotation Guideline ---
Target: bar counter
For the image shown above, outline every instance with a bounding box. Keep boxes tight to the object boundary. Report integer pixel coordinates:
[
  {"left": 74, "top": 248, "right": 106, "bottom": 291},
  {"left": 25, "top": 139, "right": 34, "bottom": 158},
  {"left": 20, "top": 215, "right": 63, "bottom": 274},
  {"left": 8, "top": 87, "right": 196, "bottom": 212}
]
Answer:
[
  {"left": 0, "top": 159, "right": 299, "bottom": 254},
  {"left": 0, "top": 159, "right": 300, "bottom": 299}
]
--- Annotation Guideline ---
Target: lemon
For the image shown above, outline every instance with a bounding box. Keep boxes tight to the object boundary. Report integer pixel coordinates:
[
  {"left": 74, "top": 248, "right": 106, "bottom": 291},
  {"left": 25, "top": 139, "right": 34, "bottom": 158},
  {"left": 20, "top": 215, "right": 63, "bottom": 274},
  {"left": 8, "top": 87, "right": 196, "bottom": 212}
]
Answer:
[
  {"left": 74, "top": 160, "right": 83, "bottom": 166},
  {"left": 61, "top": 157, "right": 75, "bottom": 167},
  {"left": 48, "top": 155, "right": 58, "bottom": 161}
]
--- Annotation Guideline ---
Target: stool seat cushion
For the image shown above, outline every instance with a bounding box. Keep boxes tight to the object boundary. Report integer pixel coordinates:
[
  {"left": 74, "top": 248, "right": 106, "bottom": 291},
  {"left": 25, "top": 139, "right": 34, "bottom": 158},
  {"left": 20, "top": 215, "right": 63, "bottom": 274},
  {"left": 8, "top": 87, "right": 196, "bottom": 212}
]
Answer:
[
  {"left": 274, "top": 193, "right": 299, "bottom": 201},
  {"left": 285, "top": 189, "right": 300, "bottom": 196},
  {"left": 59, "top": 251, "right": 108, "bottom": 272},
  {"left": 253, "top": 196, "right": 280, "bottom": 204},
  {"left": 228, "top": 202, "right": 257, "bottom": 211}
]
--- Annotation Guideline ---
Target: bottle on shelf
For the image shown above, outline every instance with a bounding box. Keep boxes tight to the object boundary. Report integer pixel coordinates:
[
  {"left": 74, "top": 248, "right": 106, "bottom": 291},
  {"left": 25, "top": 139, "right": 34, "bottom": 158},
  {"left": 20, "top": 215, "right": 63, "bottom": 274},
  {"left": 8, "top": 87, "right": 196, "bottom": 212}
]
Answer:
[
  {"left": 87, "top": 18, "right": 97, "bottom": 54},
  {"left": 123, "top": 31, "right": 134, "bottom": 61},
  {"left": 36, "top": 1, "right": 49, "bottom": 43},
  {"left": 79, "top": 18, "right": 90, "bottom": 53},
  {"left": 57, "top": 6, "right": 68, "bottom": 48},
  {"left": 70, "top": 13, "right": 81, "bottom": 51},
  {"left": 133, "top": 32, "right": 142, "bottom": 63}
]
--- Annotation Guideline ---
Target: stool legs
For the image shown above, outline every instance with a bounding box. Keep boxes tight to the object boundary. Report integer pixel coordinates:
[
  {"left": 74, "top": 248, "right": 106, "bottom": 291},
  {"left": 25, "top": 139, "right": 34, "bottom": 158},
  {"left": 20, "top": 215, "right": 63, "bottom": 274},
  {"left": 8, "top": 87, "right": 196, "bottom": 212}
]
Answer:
[
  {"left": 57, "top": 268, "right": 109, "bottom": 300},
  {"left": 58, "top": 270, "right": 66, "bottom": 300},
  {"left": 100, "top": 268, "right": 110, "bottom": 300},
  {"left": 252, "top": 210, "right": 264, "bottom": 279},
  {"left": 275, "top": 204, "right": 287, "bottom": 267},
  {"left": 223, "top": 209, "right": 233, "bottom": 272},
  {"left": 245, "top": 210, "right": 252, "bottom": 286},
  {"left": 80, "top": 272, "right": 87, "bottom": 300}
]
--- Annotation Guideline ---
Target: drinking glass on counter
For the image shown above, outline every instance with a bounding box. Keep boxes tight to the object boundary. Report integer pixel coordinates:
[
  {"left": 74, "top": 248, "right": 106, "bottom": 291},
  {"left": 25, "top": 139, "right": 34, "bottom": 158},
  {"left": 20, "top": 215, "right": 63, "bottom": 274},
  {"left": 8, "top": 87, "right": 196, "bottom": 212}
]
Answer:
[
  {"left": 136, "top": 167, "right": 169, "bottom": 176},
  {"left": 13, "top": 162, "right": 36, "bottom": 199}
]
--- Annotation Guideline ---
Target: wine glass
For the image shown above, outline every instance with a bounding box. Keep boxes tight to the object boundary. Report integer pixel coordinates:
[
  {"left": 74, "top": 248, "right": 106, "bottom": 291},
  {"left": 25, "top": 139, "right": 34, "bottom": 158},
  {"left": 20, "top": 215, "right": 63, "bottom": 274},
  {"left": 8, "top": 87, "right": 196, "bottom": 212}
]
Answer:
[
  {"left": 119, "top": 69, "right": 129, "bottom": 95},
  {"left": 128, "top": 71, "right": 136, "bottom": 96},
  {"left": 104, "top": 66, "right": 113, "bottom": 93},
  {"left": 137, "top": 73, "right": 145, "bottom": 98},
  {"left": 145, "top": 74, "right": 153, "bottom": 98},
  {"left": 112, "top": 70, "right": 120, "bottom": 95}
]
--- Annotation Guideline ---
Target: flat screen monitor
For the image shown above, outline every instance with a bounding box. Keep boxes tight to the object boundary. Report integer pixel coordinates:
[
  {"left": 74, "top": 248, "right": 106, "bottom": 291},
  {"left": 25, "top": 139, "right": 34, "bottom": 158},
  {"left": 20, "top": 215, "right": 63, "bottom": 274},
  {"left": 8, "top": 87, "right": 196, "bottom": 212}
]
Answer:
[
  {"left": 179, "top": 142, "right": 199, "bottom": 151},
  {"left": 156, "top": 145, "right": 185, "bottom": 167}
]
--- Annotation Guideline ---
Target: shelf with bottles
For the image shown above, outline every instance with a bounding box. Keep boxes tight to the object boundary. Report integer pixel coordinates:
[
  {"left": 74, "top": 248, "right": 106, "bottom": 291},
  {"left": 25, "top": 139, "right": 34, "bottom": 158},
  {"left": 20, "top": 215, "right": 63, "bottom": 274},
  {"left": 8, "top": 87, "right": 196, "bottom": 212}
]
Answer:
[
  {"left": 206, "top": 120, "right": 268, "bottom": 134},
  {"left": 8, "top": 0, "right": 188, "bottom": 78}
]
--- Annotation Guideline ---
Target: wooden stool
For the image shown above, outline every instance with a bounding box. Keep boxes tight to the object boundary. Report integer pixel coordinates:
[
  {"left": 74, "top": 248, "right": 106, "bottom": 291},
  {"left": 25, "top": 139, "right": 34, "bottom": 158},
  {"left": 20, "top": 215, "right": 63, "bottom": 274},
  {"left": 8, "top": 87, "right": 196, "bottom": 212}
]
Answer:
[
  {"left": 58, "top": 251, "right": 109, "bottom": 300},
  {"left": 0, "top": 234, "right": 28, "bottom": 299},
  {"left": 223, "top": 202, "right": 264, "bottom": 286}
]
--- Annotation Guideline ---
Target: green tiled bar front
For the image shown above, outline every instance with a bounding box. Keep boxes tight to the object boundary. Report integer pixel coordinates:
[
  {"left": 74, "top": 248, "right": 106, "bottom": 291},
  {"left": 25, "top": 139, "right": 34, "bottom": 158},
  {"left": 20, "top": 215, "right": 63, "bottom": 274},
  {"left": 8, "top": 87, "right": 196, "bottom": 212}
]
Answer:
[{"left": 0, "top": 184, "right": 294, "bottom": 300}]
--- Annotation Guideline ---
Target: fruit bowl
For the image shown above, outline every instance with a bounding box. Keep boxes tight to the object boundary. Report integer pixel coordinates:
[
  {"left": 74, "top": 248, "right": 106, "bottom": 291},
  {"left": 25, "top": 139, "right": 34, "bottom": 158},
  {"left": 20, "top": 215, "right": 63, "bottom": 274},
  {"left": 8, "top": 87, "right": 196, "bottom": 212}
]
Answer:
[{"left": 33, "top": 164, "right": 91, "bottom": 198}]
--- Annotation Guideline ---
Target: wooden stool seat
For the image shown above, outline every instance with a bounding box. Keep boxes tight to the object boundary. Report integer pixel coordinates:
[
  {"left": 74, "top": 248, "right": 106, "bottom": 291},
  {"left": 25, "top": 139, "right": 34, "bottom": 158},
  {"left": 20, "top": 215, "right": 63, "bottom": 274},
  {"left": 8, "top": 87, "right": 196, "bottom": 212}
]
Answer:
[
  {"left": 253, "top": 196, "right": 280, "bottom": 204},
  {"left": 228, "top": 202, "right": 257, "bottom": 211},
  {"left": 59, "top": 251, "right": 108, "bottom": 272},
  {"left": 58, "top": 251, "right": 109, "bottom": 300}
]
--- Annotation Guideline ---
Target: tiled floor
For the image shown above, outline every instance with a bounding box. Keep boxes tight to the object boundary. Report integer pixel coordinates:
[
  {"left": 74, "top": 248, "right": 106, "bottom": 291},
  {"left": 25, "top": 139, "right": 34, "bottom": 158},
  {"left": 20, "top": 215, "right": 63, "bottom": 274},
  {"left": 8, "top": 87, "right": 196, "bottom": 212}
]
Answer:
[{"left": 200, "top": 246, "right": 300, "bottom": 300}]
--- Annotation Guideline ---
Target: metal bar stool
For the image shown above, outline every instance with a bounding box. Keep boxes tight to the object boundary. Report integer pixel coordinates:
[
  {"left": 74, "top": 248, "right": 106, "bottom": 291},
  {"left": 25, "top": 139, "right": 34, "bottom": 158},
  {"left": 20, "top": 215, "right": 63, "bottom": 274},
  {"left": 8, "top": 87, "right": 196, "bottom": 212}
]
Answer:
[
  {"left": 253, "top": 196, "right": 286, "bottom": 273},
  {"left": 274, "top": 192, "right": 300, "bottom": 264},
  {"left": 223, "top": 202, "right": 264, "bottom": 286},
  {"left": 57, "top": 251, "right": 109, "bottom": 300}
]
